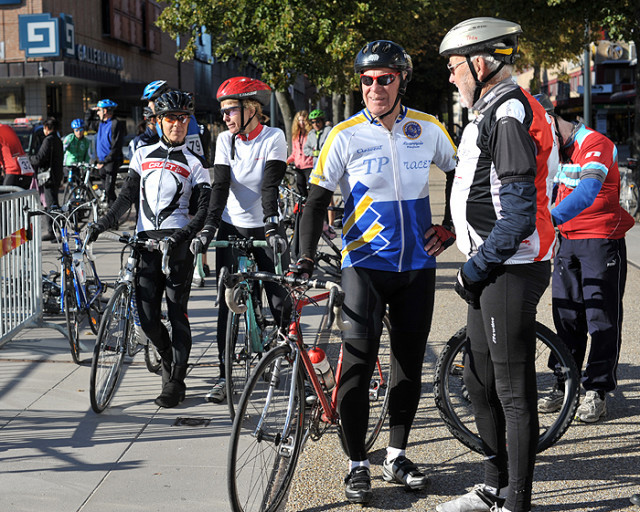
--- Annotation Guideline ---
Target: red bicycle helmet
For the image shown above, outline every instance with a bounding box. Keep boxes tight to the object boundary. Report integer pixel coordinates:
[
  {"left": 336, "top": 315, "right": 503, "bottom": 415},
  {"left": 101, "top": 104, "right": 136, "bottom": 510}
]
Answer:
[{"left": 216, "top": 77, "right": 271, "bottom": 106}]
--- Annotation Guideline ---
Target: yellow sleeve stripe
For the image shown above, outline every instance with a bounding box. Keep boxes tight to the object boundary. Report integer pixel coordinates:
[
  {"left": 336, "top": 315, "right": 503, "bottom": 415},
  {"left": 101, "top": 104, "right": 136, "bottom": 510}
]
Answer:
[
  {"left": 309, "top": 113, "right": 367, "bottom": 186},
  {"left": 405, "top": 109, "right": 457, "bottom": 154}
]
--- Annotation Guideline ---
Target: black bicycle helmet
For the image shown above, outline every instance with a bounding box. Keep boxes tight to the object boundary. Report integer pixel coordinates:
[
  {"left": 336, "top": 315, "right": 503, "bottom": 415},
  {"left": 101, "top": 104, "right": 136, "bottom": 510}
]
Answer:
[
  {"left": 354, "top": 40, "right": 413, "bottom": 94},
  {"left": 154, "top": 90, "right": 195, "bottom": 117}
]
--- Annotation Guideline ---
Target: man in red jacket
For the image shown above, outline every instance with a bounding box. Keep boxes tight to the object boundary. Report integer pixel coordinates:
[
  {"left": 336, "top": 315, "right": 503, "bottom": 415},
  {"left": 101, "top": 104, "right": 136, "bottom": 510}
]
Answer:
[
  {"left": 535, "top": 94, "right": 635, "bottom": 423},
  {"left": 1, "top": 123, "right": 34, "bottom": 189}
]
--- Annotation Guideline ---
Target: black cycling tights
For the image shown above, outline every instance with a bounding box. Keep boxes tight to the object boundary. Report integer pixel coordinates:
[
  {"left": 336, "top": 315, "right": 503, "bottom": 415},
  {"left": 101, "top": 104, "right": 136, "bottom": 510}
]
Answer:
[
  {"left": 136, "top": 241, "right": 195, "bottom": 367},
  {"left": 338, "top": 266, "right": 435, "bottom": 462},
  {"left": 215, "top": 221, "right": 292, "bottom": 377},
  {"left": 463, "top": 261, "right": 550, "bottom": 512}
]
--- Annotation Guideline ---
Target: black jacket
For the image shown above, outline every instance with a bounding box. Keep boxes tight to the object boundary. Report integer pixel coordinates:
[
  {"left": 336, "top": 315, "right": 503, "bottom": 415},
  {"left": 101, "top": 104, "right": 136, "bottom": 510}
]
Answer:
[{"left": 30, "top": 132, "right": 64, "bottom": 186}]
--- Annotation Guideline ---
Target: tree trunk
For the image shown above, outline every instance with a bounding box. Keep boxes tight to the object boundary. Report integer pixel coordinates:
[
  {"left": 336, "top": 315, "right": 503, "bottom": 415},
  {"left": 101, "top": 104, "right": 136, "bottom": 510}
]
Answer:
[
  {"left": 275, "top": 90, "right": 295, "bottom": 151},
  {"left": 344, "top": 90, "right": 354, "bottom": 119},
  {"left": 529, "top": 64, "right": 541, "bottom": 94},
  {"left": 332, "top": 92, "right": 342, "bottom": 126}
]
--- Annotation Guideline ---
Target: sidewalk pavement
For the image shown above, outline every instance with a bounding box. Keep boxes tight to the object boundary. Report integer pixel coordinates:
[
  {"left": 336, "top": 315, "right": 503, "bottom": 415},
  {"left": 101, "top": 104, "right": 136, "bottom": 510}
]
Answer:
[{"left": 2, "top": 176, "right": 640, "bottom": 511}]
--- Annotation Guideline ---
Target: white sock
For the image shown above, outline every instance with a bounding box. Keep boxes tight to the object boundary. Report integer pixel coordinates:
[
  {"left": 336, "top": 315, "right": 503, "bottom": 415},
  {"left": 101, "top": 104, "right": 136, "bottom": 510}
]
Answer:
[
  {"left": 348, "top": 459, "right": 370, "bottom": 472},
  {"left": 385, "top": 447, "right": 405, "bottom": 463}
]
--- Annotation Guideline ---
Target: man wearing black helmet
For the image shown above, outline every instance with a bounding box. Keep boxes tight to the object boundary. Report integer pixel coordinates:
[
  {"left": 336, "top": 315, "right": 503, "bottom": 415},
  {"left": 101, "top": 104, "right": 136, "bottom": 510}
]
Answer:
[
  {"left": 297, "top": 40, "right": 457, "bottom": 504},
  {"left": 86, "top": 90, "right": 211, "bottom": 408},
  {"left": 437, "top": 18, "right": 557, "bottom": 512}
]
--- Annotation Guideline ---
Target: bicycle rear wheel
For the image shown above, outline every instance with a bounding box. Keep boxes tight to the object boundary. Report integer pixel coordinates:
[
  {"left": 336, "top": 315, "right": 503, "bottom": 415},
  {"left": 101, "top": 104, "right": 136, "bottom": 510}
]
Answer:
[
  {"left": 63, "top": 273, "right": 82, "bottom": 364},
  {"left": 433, "top": 322, "right": 580, "bottom": 454},
  {"left": 89, "top": 283, "right": 129, "bottom": 413},
  {"left": 228, "top": 344, "right": 305, "bottom": 512}
]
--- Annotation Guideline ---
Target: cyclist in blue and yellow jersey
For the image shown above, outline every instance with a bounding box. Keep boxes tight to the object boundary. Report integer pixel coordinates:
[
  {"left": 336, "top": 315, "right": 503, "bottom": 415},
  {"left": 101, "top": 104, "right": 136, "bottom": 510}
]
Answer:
[
  {"left": 62, "top": 119, "right": 92, "bottom": 166},
  {"left": 436, "top": 18, "right": 557, "bottom": 512},
  {"left": 297, "top": 40, "right": 457, "bottom": 505}
]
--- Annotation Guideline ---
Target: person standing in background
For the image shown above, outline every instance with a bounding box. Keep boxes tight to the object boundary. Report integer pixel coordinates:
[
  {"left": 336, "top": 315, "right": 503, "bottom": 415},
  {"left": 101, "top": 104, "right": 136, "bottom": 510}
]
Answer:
[
  {"left": 63, "top": 119, "right": 92, "bottom": 166},
  {"left": 30, "top": 117, "right": 63, "bottom": 241},
  {"left": 1, "top": 123, "right": 34, "bottom": 190},
  {"left": 95, "top": 99, "right": 126, "bottom": 206},
  {"left": 287, "top": 110, "right": 314, "bottom": 199}
]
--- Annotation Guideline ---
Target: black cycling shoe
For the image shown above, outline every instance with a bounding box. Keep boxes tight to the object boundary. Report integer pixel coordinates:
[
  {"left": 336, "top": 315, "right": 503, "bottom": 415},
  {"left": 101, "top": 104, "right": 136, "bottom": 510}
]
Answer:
[{"left": 344, "top": 466, "right": 372, "bottom": 504}]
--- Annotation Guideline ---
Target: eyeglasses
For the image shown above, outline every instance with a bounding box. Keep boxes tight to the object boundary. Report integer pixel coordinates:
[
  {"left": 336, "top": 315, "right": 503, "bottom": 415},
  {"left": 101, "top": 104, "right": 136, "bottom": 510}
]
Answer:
[
  {"left": 162, "top": 113, "right": 190, "bottom": 124},
  {"left": 310, "top": 119, "right": 323, "bottom": 124},
  {"left": 221, "top": 106, "right": 242, "bottom": 118},
  {"left": 447, "top": 60, "right": 466, "bottom": 75},
  {"left": 360, "top": 72, "right": 400, "bottom": 87}
]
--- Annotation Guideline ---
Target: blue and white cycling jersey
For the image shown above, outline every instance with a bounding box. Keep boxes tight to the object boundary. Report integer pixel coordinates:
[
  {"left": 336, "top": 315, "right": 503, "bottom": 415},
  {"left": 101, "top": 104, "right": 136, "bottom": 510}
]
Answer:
[{"left": 310, "top": 106, "right": 456, "bottom": 272}]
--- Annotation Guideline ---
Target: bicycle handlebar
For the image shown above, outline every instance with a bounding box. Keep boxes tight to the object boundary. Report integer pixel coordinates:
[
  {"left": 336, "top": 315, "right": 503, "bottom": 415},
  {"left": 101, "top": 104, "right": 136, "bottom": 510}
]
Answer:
[
  {"left": 222, "top": 270, "right": 351, "bottom": 331},
  {"left": 100, "top": 231, "right": 171, "bottom": 275}
]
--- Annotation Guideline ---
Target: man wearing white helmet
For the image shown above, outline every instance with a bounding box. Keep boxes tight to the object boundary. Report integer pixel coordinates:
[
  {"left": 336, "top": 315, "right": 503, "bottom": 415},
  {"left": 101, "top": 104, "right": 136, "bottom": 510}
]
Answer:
[{"left": 437, "top": 18, "right": 558, "bottom": 512}]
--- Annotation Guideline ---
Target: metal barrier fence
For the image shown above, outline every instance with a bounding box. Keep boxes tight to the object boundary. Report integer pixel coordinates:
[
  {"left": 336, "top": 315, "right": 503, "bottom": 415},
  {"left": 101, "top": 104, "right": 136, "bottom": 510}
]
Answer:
[{"left": 0, "top": 187, "right": 67, "bottom": 347}]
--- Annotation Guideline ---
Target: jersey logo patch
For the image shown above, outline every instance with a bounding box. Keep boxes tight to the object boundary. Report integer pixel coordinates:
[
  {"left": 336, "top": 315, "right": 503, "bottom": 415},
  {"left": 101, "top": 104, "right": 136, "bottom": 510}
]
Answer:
[{"left": 403, "top": 121, "right": 421, "bottom": 140}]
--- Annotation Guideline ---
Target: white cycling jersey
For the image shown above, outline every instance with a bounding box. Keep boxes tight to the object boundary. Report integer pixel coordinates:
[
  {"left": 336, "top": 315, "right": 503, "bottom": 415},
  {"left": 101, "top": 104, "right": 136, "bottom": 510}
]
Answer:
[
  {"left": 128, "top": 140, "right": 211, "bottom": 232},
  {"left": 310, "top": 106, "right": 456, "bottom": 272},
  {"left": 214, "top": 124, "right": 287, "bottom": 228}
]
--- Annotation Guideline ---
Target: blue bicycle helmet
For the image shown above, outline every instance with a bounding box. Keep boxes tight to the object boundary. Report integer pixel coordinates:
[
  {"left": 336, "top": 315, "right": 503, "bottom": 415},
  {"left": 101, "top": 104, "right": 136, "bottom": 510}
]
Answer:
[
  {"left": 97, "top": 99, "right": 117, "bottom": 109},
  {"left": 71, "top": 118, "right": 85, "bottom": 130},
  {"left": 141, "top": 80, "right": 170, "bottom": 101}
]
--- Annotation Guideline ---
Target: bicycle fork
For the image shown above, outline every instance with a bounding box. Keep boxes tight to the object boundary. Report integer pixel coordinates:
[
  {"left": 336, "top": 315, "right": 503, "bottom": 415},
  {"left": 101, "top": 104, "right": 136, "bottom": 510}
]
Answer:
[{"left": 254, "top": 345, "right": 301, "bottom": 458}]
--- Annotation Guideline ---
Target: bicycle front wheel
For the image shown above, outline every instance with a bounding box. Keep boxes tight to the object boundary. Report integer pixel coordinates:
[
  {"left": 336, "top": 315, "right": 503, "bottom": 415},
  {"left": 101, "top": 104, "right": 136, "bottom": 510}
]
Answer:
[
  {"left": 228, "top": 344, "right": 306, "bottom": 512},
  {"left": 433, "top": 322, "right": 580, "bottom": 454},
  {"left": 225, "top": 308, "right": 252, "bottom": 420},
  {"left": 63, "top": 274, "right": 82, "bottom": 364},
  {"left": 89, "top": 283, "right": 129, "bottom": 413}
]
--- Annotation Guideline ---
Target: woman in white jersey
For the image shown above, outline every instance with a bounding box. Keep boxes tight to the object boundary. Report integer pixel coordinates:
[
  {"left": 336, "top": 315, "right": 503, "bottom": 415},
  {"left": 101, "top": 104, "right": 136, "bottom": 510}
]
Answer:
[{"left": 190, "top": 77, "right": 291, "bottom": 403}]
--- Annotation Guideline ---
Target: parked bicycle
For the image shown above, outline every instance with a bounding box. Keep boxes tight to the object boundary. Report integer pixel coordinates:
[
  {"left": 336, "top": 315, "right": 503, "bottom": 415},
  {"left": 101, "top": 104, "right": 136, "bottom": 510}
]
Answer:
[
  {"left": 224, "top": 270, "right": 391, "bottom": 512},
  {"left": 62, "top": 163, "right": 108, "bottom": 228},
  {"left": 433, "top": 321, "right": 580, "bottom": 455},
  {"left": 619, "top": 157, "right": 639, "bottom": 219},
  {"left": 210, "top": 238, "right": 283, "bottom": 420},
  {"left": 89, "top": 232, "right": 166, "bottom": 413},
  {"left": 26, "top": 203, "right": 107, "bottom": 364}
]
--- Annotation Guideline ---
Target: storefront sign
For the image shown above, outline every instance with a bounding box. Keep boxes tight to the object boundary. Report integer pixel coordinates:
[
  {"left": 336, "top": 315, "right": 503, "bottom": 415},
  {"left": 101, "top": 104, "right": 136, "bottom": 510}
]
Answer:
[
  {"left": 18, "top": 13, "right": 59, "bottom": 57},
  {"left": 76, "top": 44, "right": 124, "bottom": 70}
]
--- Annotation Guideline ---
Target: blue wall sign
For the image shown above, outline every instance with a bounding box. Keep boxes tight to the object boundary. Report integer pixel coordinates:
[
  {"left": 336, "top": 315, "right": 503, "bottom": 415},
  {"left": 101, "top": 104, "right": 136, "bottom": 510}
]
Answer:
[{"left": 19, "top": 13, "right": 60, "bottom": 58}]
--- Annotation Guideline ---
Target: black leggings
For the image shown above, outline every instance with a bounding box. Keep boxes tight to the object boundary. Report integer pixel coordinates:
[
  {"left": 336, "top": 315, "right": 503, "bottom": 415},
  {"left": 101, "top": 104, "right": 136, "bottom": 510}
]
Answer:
[
  {"left": 215, "top": 221, "right": 292, "bottom": 377},
  {"left": 136, "top": 241, "right": 195, "bottom": 367},
  {"left": 293, "top": 167, "right": 312, "bottom": 198},
  {"left": 338, "top": 266, "right": 435, "bottom": 461},
  {"left": 464, "top": 261, "right": 550, "bottom": 512}
]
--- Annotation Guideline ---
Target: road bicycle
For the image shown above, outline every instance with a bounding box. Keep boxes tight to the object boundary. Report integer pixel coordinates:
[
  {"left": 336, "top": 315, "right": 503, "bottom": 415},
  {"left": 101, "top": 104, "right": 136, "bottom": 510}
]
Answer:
[
  {"left": 433, "top": 321, "right": 580, "bottom": 455},
  {"left": 26, "top": 203, "right": 107, "bottom": 364},
  {"left": 89, "top": 232, "right": 167, "bottom": 413},
  {"left": 223, "top": 270, "right": 391, "bottom": 512},
  {"left": 210, "top": 238, "right": 283, "bottom": 420},
  {"left": 62, "top": 163, "right": 108, "bottom": 229},
  {"left": 619, "top": 157, "right": 639, "bottom": 219}
]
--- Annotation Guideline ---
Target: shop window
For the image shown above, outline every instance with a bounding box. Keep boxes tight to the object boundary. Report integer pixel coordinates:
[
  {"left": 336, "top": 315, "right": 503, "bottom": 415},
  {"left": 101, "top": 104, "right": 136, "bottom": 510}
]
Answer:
[{"left": 0, "top": 87, "right": 25, "bottom": 115}]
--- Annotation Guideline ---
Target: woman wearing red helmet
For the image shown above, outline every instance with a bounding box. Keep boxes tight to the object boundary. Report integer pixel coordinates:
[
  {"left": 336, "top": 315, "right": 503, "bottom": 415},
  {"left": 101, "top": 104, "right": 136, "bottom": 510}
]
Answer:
[{"left": 190, "top": 76, "right": 292, "bottom": 404}]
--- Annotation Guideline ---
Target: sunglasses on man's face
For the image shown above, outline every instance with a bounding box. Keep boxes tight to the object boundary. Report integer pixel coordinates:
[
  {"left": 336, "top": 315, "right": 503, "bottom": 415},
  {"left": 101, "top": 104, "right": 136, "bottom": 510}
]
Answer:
[
  {"left": 310, "top": 119, "right": 323, "bottom": 124},
  {"left": 360, "top": 72, "right": 400, "bottom": 87},
  {"left": 163, "top": 113, "right": 190, "bottom": 124}
]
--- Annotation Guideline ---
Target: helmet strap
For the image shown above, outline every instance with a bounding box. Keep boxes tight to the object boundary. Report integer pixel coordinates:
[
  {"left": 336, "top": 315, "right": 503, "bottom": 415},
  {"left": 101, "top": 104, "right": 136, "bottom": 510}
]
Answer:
[
  {"left": 231, "top": 100, "right": 258, "bottom": 160},
  {"left": 467, "top": 54, "right": 504, "bottom": 105}
]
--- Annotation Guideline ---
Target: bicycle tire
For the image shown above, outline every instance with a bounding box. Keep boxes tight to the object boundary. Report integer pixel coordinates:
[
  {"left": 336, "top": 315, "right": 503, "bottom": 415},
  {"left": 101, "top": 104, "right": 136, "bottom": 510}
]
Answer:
[
  {"left": 63, "top": 283, "right": 82, "bottom": 365},
  {"left": 227, "top": 344, "right": 305, "bottom": 512},
  {"left": 144, "top": 342, "right": 162, "bottom": 373},
  {"left": 225, "top": 308, "right": 251, "bottom": 420},
  {"left": 89, "top": 283, "right": 129, "bottom": 413},
  {"left": 433, "top": 322, "right": 580, "bottom": 455},
  {"left": 65, "top": 185, "right": 93, "bottom": 228}
]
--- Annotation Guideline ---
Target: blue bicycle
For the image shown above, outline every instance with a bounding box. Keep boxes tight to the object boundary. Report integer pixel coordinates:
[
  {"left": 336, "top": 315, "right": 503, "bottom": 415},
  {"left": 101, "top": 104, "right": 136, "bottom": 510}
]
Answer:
[{"left": 26, "top": 203, "right": 106, "bottom": 364}]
